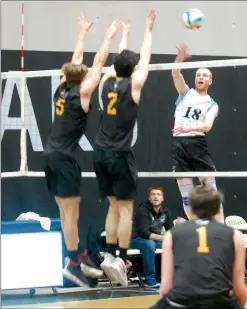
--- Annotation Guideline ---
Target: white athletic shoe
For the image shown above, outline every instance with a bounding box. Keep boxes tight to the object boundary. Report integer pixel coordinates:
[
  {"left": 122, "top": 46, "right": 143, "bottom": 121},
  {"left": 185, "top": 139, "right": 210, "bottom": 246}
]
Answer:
[
  {"left": 110, "top": 257, "right": 128, "bottom": 287},
  {"left": 100, "top": 253, "right": 118, "bottom": 282}
]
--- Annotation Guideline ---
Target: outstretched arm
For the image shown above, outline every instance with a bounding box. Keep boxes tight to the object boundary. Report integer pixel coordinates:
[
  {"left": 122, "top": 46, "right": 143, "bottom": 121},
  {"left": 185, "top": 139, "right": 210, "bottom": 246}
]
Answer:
[
  {"left": 60, "top": 13, "right": 94, "bottom": 85},
  {"left": 132, "top": 9, "right": 156, "bottom": 92},
  {"left": 118, "top": 20, "right": 131, "bottom": 53},
  {"left": 71, "top": 14, "right": 94, "bottom": 65},
  {"left": 80, "top": 18, "right": 121, "bottom": 107},
  {"left": 100, "top": 20, "right": 131, "bottom": 86},
  {"left": 171, "top": 44, "right": 190, "bottom": 95}
]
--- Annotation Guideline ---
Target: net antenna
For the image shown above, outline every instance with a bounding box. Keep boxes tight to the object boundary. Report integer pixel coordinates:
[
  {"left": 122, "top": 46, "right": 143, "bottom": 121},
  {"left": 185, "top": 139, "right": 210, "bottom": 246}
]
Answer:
[{"left": 2, "top": 57, "right": 247, "bottom": 178}]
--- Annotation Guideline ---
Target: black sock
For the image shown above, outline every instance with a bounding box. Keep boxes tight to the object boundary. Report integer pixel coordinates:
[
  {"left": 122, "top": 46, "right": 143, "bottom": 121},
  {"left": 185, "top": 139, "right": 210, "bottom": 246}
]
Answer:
[
  {"left": 107, "top": 243, "right": 117, "bottom": 257},
  {"left": 78, "top": 244, "right": 86, "bottom": 255},
  {"left": 68, "top": 250, "right": 80, "bottom": 266},
  {"left": 119, "top": 248, "right": 127, "bottom": 262}
]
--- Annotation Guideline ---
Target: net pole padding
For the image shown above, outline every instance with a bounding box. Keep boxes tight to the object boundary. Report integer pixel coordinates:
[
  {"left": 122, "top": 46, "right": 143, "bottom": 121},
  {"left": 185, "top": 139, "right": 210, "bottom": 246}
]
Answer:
[
  {"left": 21, "top": 1, "right": 25, "bottom": 71},
  {"left": 19, "top": 75, "right": 27, "bottom": 175},
  {"left": 1, "top": 58, "right": 247, "bottom": 79},
  {"left": 2, "top": 171, "right": 247, "bottom": 178}
]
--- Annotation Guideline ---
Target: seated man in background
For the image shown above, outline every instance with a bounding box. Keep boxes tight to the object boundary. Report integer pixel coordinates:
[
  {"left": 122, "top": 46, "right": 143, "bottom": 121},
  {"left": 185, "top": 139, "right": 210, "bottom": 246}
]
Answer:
[{"left": 130, "top": 186, "right": 173, "bottom": 287}]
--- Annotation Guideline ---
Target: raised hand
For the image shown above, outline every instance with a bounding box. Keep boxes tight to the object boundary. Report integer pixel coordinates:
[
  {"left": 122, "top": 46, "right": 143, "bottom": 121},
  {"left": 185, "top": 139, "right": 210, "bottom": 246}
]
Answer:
[
  {"left": 122, "top": 20, "right": 131, "bottom": 35},
  {"left": 105, "top": 18, "right": 122, "bottom": 39},
  {"left": 146, "top": 8, "right": 156, "bottom": 31},
  {"left": 175, "top": 43, "right": 191, "bottom": 61},
  {"left": 78, "top": 13, "right": 94, "bottom": 34}
]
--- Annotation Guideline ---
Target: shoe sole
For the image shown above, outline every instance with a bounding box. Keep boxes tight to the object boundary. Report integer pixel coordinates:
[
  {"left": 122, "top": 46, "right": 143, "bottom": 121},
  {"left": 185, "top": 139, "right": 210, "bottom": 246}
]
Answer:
[
  {"left": 110, "top": 264, "right": 128, "bottom": 287},
  {"left": 80, "top": 264, "right": 103, "bottom": 278},
  {"left": 62, "top": 269, "right": 88, "bottom": 288},
  {"left": 144, "top": 283, "right": 160, "bottom": 288},
  {"left": 100, "top": 263, "right": 118, "bottom": 283}
]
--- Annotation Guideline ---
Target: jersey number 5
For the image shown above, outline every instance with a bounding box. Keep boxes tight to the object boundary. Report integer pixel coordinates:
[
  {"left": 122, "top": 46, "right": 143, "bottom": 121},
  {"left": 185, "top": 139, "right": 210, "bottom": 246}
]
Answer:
[
  {"left": 107, "top": 92, "right": 118, "bottom": 116},
  {"left": 196, "top": 226, "right": 210, "bottom": 253},
  {"left": 56, "top": 98, "right": 66, "bottom": 116}
]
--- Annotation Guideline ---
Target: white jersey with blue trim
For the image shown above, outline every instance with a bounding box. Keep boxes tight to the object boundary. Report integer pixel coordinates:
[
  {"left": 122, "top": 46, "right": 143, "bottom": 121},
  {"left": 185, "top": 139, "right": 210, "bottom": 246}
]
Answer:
[{"left": 173, "top": 88, "right": 218, "bottom": 137}]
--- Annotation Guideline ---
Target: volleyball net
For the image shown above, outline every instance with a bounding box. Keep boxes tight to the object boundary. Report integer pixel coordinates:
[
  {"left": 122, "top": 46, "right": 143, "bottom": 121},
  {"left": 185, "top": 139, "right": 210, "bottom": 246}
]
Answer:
[{"left": 2, "top": 57, "right": 247, "bottom": 179}]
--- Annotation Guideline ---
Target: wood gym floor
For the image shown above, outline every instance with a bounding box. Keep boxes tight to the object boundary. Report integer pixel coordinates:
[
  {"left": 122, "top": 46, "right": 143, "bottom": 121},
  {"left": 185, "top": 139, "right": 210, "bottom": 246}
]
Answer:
[{"left": 1, "top": 284, "right": 160, "bottom": 309}]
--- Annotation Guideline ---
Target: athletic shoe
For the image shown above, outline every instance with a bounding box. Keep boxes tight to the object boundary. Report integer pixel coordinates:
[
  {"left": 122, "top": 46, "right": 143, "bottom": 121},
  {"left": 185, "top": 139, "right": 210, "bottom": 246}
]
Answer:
[
  {"left": 62, "top": 260, "right": 89, "bottom": 288},
  {"left": 110, "top": 257, "right": 128, "bottom": 287},
  {"left": 100, "top": 253, "right": 118, "bottom": 282},
  {"left": 78, "top": 253, "right": 103, "bottom": 279},
  {"left": 144, "top": 277, "right": 160, "bottom": 288}
]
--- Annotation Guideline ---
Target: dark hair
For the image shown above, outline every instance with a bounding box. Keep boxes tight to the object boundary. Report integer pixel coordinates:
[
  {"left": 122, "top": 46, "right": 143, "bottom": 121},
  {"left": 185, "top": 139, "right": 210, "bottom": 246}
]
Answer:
[
  {"left": 148, "top": 186, "right": 164, "bottom": 196},
  {"left": 189, "top": 185, "right": 223, "bottom": 219},
  {"left": 113, "top": 50, "right": 139, "bottom": 78},
  {"left": 61, "top": 62, "right": 88, "bottom": 84}
]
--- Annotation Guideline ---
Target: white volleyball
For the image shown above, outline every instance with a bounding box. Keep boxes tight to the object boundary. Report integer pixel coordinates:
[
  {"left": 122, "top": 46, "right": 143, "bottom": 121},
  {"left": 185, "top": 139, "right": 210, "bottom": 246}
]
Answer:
[{"left": 182, "top": 9, "right": 204, "bottom": 29}]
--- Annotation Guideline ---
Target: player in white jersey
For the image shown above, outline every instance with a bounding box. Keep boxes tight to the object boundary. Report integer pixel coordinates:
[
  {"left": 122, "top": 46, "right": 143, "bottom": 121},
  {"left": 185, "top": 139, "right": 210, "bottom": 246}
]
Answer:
[{"left": 171, "top": 43, "right": 224, "bottom": 223}]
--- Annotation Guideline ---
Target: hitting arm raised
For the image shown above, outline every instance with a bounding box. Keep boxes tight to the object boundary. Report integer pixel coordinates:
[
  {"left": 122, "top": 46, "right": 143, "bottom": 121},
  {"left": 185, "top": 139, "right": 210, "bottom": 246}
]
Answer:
[{"left": 171, "top": 44, "right": 190, "bottom": 96}]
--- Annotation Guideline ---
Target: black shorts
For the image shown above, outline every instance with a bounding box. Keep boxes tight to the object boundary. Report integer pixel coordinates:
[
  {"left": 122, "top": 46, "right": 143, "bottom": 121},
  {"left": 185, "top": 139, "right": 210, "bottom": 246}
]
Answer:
[
  {"left": 43, "top": 152, "right": 81, "bottom": 198},
  {"left": 171, "top": 136, "right": 216, "bottom": 172},
  {"left": 150, "top": 296, "right": 243, "bottom": 309},
  {"left": 93, "top": 148, "right": 138, "bottom": 200}
]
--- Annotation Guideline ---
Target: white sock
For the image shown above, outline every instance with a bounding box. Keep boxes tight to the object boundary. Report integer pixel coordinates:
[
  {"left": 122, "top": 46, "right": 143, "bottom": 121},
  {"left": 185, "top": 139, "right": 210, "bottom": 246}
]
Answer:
[
  {"left": 204, "top": 179, "right": 225, "bottom": 223},
  {"left": 177, "top": 181, "right": 194, "bottom": 220}
]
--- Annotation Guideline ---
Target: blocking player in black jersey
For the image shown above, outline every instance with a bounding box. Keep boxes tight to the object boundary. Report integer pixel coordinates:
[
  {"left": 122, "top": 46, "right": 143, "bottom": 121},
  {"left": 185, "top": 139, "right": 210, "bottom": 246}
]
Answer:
[
  {"left": 151, "top": 185, "right": 247, "bottom": 309},
  {"left": 43, "top": 13, "right": 121, "bottom": 287},
  {"left": 93, "top": 9, "right": 156, "bottom": 287}
]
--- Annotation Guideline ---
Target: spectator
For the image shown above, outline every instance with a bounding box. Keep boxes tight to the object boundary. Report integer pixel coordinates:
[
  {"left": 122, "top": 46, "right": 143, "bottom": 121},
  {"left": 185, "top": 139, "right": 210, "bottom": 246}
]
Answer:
[{"left": 130, "top": 186, "right": 173, "bottom": 287}]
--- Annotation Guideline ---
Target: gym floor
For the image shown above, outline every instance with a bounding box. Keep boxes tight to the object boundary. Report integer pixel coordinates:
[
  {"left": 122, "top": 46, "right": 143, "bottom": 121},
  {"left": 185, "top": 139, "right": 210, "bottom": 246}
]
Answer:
[{"left": 1, "top": 284, "right": 160, "bottom": 308}]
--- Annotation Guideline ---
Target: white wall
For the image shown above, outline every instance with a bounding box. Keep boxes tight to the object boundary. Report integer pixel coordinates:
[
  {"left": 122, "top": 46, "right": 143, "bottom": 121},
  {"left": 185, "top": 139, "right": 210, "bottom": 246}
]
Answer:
[{"left": 2, "top": 1, "right": 247, "bottom": 56}]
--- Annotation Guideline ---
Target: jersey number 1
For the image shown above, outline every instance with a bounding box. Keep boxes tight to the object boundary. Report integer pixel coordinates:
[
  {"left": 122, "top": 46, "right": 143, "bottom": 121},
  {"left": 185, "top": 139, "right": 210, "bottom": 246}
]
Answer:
[
  {"left": 56, "top": 98, "right": 66, "bottom": 116},
  {"left": 107, "top": 92, "right": 118, "bottom": 116},
  {"left": 196, "top": 226, "right": 209, "bottom": 253}
]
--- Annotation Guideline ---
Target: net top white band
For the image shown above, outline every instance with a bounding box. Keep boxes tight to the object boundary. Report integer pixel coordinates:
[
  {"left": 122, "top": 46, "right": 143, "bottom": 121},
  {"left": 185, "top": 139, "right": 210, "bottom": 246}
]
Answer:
[
  {"left": 2, "top": 58, "right": 247, "bottom": 79},
  {"left": 2, "top": 171, "right": 247, "bottom": 178}
]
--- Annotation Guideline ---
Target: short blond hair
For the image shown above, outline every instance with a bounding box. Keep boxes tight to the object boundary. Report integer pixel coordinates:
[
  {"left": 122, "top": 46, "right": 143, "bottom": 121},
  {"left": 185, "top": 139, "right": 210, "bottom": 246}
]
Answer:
[
  {"left": 61, "top": 62, "right": 88, "bottom": 84},
  {"left": 148, "top": 186, "right": 164, "bottom": 196}
]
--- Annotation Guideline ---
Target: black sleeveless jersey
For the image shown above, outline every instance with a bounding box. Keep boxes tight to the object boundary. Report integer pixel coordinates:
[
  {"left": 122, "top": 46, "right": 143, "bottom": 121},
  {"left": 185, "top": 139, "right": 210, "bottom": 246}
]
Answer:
[
  {"left": 167, "top": 220, "right": 235, "bottom": 307},
  {"left": 95, "top": 77, "right": 138, "bottom": 151},
  {"left": 44, "top": 82, "right": 89, "bottom": 156}
]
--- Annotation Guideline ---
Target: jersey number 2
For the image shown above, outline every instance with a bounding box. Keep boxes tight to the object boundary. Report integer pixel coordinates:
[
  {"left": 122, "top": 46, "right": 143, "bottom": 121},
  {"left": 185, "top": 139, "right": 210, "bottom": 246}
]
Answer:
[
  {"left": 107, "top": 92, "right": 118, "bottom": 116},
  {"left": 56, "top": 98, "right": 66, "bottom": 116},
  {"left": 196, "top": 226, "right": 209, "bottom": 253}
]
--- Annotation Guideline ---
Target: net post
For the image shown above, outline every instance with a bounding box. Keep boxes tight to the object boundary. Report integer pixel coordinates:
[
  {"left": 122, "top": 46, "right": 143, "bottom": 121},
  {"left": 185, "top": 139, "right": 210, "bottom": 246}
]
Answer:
[{"left": 20, "top": 74, "right": 27, "bottom": 176}]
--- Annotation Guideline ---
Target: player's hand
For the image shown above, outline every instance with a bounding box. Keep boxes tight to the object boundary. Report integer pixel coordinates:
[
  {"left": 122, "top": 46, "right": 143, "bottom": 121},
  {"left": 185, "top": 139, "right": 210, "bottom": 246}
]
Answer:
[
  {"left": 105, "top": 18, "right": 122, "bottom": 39},
  {"left": 78, "top": 13, "right": 94, "bottom": 34},
  {"left": 122, "top": 20, "right": 131, "bottom": 35},
  {"left": 146, "top": 8, "right": 156, "bottom": 31},
  {"left": 176, "top": 44, "right": 191, "bottom": 61},
  {"left": 172, "top": 126, "right": 191, "bottom": 134}
]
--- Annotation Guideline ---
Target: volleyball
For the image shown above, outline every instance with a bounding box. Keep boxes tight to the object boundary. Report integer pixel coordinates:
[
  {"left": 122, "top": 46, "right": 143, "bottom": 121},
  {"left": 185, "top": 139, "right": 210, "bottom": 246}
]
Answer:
[{"left": 182, "top": 9, "right": 204, "bottom": 29}]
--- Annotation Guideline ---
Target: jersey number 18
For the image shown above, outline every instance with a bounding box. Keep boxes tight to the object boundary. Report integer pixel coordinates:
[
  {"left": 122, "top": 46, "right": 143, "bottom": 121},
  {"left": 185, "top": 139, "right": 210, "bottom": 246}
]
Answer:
[{"left": 184, "top": 107, "right": 202, "bottom": 120}]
